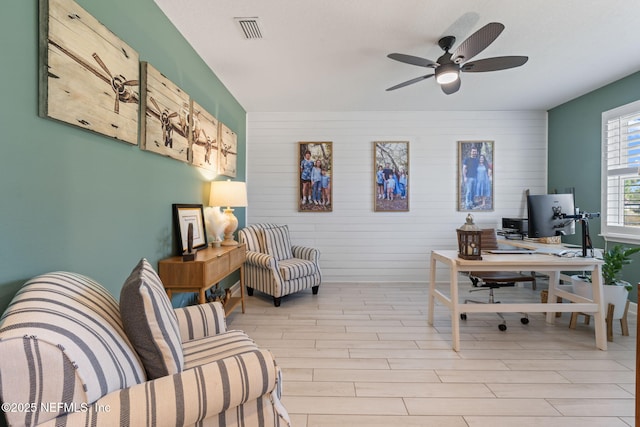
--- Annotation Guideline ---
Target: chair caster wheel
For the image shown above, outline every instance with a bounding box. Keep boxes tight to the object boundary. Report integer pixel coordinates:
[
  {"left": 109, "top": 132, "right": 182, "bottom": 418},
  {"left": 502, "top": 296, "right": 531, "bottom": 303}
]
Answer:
[
  {"left": 460, "top": 313, "right": 467, "bottom": 320},
  {"left": 521, "top": 317, "right": 529, "bottom": 325},
  {"left": 498, "top": 324, "right": 507, "bottom": 331}
]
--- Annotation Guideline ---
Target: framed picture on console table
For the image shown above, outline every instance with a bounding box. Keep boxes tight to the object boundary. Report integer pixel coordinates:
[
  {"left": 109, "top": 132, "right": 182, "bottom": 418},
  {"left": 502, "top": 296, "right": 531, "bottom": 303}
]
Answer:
[
  {"left": 298, "top": 142, "right": 333, "bottom": 212},
  {"left": 457, "top": 140, "right": 494, "bottom": 211},
  {"left": 172, "top": 204, "right": 208, "bottom": 254},
  {"left": 374, "top": 141, "right": 409, "bottom": 212}
]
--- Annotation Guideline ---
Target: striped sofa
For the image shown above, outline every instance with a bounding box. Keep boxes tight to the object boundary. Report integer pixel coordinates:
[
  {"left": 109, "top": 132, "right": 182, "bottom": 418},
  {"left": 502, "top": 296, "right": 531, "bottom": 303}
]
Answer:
[
  {"left": 239, "top": 224, "right": 321, "bottom": 307},
  {"left": 0, "top": 263, "right": 291, "bottom": 427}
]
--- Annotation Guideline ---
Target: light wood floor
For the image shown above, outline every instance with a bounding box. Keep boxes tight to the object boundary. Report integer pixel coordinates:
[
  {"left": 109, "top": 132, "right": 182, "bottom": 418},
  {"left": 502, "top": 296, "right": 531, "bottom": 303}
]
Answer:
[{"left": 226, "top": 280, "right": 636, "bottom": 427}]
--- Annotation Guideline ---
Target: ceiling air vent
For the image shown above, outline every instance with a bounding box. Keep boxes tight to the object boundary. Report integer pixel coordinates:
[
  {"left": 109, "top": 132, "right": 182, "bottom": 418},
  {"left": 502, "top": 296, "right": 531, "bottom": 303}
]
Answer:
[{"left": 235, "top": 17, "right": 263, "bottom": 40}]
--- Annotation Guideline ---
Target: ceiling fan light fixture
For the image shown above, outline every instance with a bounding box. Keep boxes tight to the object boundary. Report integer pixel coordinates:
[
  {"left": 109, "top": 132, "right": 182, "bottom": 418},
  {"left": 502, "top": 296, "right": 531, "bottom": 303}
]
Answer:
[
  {"left": 435, "top": 63, "right": 459, "bottom": 85},
  {"left": 386, "top": 22, "right": 527, "bottom": 94}
]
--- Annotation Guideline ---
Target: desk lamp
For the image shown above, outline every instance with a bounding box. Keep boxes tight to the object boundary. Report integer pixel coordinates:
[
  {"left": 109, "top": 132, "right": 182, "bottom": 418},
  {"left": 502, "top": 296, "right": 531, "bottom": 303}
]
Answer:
[{"left": 209, "top": 179, "right": 247, "bottom": 246}]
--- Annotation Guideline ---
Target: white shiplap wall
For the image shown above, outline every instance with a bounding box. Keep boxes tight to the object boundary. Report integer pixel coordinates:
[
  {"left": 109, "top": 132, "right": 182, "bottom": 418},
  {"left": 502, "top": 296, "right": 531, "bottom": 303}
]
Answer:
[{"left": 246, "top": 110, "right": 547, "bottom": 283}]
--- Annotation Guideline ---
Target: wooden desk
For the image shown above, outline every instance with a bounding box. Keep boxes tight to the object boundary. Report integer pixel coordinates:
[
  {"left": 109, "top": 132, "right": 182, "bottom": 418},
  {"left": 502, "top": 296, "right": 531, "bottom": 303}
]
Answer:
[
  {"left": 428, "top": 250, "right": 607, "bottom": 351},
  {"left": 158, "top": 244, "right": 246, "bottom": 316}
]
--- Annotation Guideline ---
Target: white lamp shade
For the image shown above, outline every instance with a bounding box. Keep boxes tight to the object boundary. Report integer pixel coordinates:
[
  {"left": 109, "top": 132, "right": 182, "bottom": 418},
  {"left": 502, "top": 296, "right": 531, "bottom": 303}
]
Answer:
[{"left": 209, "top": 180, "right": 248, "bottom": 208}]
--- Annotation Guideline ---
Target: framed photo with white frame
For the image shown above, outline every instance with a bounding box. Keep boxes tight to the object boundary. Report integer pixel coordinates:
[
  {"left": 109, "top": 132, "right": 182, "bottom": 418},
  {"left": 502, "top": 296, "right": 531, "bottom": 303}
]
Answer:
[{"left": 457, "top": 140, "right": 494, "bottom": 211}]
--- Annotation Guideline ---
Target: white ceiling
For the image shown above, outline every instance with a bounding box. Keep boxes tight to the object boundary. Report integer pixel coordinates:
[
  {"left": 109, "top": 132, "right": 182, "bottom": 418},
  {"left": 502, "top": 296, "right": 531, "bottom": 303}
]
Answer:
[{"left": 154, "top": 0, "right": 640, "bottom": 113}]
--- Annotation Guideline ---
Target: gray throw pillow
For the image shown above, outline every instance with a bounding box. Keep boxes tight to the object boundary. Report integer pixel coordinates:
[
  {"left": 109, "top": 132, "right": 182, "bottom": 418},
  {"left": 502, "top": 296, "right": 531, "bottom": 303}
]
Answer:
[{"left": 120, "top": 259, "right": 184, "bottom": 379}]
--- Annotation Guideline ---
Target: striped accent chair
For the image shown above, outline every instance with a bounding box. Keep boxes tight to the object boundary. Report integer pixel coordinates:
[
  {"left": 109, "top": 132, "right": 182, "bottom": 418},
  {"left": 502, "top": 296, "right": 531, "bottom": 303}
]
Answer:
[
  {"left": 0, "top": 270, "right": 291, "bottom": 427},
  {"left": 239, "top": 224, "right": 321, "bottom": 306}
]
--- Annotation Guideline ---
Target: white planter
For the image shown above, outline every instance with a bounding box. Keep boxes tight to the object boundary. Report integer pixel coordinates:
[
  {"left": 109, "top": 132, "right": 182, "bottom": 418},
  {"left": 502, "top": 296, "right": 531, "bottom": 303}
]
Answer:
[
  {"left": 570, "top": 275, "right": 629, "bottom": 319},
  {"left": 571, "top": 275, "right": 592, "bottom": 299},
  {"left": 557, "top": 283, "right": 574, "bottom": 294}
]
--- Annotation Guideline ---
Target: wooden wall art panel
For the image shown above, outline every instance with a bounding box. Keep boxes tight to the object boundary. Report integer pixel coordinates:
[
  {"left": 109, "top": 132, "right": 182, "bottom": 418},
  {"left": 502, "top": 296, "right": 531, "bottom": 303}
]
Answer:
[
  {"left": 39, "top": 0, "right": 139, "bottom": 144},
  {"left": 140, "top": 62, "right": 191, "bottom": 163},
  {"left": 218, "top": 123, "right": 238, "bottom": 178},
  {"left": 191, "top": 101, "right": 219, "bottom": 173}
]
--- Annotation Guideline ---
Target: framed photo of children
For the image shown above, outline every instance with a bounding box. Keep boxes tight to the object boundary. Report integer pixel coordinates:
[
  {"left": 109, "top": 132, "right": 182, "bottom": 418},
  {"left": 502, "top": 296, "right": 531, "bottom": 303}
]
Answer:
[
  {"left": 374, "top": 141, "right": 409, "bottom": 212},
  {"left": 299, "top": 142, "right": 333, "bottom": 212},
  {"left": 457, "top": 140, "right": 494, "bottom": 211}
]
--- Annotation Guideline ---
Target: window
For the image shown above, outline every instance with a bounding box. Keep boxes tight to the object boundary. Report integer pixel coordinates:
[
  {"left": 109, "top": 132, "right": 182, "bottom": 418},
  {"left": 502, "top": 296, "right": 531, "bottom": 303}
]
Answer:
[{"left": 602, "top": 100, "right": 640, "bottom": 242}]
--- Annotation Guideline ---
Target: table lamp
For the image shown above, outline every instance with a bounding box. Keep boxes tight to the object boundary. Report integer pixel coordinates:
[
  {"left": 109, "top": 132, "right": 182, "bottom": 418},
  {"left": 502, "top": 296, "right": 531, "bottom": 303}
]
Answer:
[{"left": 209, "top": 179, "right": 247, "bottom": 246}]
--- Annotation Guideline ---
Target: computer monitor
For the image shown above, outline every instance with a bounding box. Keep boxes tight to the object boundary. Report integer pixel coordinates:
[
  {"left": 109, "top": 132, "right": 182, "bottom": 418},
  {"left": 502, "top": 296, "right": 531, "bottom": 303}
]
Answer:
[{"left": 526, "top": 193, "right": 576, "bottom": 238}]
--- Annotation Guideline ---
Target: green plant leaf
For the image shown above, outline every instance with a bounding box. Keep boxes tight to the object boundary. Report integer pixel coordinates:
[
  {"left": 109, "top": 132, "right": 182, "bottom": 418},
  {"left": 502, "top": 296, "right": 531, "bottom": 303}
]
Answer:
[{"left": 602, "top": 244, "right": 640, "bottom": 285}]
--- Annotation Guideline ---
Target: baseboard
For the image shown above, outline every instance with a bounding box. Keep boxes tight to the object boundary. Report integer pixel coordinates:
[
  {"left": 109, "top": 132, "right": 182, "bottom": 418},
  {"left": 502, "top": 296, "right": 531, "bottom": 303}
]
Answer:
[{"left": 243, "top": 280, "right": 639, "bottom": 315}]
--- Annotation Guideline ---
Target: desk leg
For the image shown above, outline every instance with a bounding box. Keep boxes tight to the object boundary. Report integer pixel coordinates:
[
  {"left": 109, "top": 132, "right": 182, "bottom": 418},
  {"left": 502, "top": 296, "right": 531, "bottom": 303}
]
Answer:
[
  {"left": 450, "top": 264, "right": 460, "bottom": 352},
  {"left": 198, "top": 289, "right": 206, "bottom": 305},
  {"left": 428, "top": 255, "right": 436, "bottom": 326},
  {"left": 591, "top": 265, "right": 608, "bottom": 350},
  {"left": 545, "top": 271, "right": 560, "bottom": 324}
]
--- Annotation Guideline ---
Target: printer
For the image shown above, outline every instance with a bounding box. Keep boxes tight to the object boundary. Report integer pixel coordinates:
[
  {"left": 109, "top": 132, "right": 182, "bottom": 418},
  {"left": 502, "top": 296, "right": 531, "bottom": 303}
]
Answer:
[{"left": 500, "top": 218, "right": 528, "bottom": 239}]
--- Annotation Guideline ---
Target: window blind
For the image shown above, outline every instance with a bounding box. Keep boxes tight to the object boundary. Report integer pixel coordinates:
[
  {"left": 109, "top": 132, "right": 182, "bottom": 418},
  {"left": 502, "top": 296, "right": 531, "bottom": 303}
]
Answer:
[{"left": 602, "top": 100, "right": 640, "bottom": 241}]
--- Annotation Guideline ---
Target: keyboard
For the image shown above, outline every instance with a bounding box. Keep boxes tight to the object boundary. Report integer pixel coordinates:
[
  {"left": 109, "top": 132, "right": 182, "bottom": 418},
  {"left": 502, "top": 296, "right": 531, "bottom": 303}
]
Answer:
[
  {"left": 532, "top": 247, "right": 565, "bottom": 255},
  {"left": 487, "top": 249, "right": 536, "bottom": 254}
]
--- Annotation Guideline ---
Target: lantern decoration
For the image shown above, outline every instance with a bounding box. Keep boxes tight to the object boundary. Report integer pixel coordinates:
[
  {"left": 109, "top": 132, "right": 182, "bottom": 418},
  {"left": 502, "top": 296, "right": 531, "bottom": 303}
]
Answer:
[{"left": 457, "top": 213, "right": 482, "bottom": 260}]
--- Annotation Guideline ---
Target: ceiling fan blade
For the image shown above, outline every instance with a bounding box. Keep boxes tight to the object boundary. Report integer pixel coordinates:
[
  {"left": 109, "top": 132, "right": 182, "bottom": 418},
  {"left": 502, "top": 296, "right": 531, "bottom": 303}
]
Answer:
[
  {"left": 386, "top": 74, "right": 434, "bottom": 91},
  {"left": 452, "top": 22, "right": 504, "bottom": 63},
  {"left": 441, "top": 78, "right": 461, "bottom": 95},
  {"left": 462, "top": 56, "right": 528, "bottom": 72},
  {"left": 387, "top": 53, "right": 437, "bottom": 68}
]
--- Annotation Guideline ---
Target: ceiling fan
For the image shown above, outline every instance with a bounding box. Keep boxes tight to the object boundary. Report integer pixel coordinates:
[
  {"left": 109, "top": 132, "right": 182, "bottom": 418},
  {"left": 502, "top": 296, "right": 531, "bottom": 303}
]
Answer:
[{"left": 386, "top": 22, "right": 528, "bottom": 95}]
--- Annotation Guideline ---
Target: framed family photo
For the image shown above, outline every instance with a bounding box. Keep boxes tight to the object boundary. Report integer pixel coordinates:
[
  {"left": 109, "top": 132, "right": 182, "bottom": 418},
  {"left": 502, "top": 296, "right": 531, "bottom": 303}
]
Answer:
[
  {"left": 374, "top": 141, "right": 409, "bottom": 212},
  {"left": 457, "top": 140, "right": 494, "bottom": 211},
  {"left": 299, "top": 142, "right": 332, "bottom": 212}
]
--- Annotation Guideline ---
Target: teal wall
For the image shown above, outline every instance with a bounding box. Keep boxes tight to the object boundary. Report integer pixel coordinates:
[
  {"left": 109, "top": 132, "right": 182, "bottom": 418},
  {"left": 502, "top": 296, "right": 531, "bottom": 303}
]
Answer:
[
  {"left": 548, "top": 71, "right": 640, "bottom": 301},
  {"left": 0, "top": 0, "right": 246, "bottom": 313}
]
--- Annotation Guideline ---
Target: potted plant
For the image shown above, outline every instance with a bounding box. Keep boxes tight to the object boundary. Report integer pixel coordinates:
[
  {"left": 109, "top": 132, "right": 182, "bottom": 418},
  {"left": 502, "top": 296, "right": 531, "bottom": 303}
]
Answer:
[
  {"left": 601, "top": 245, "right": 640, "bottom": 289},
  {"left": 572, "top": 244, "right": 640, "bottom": 319}
]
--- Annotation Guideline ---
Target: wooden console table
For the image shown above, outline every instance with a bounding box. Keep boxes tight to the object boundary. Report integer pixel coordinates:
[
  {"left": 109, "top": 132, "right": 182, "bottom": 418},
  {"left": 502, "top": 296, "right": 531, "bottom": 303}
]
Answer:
[{"left": 158, "top": 244, "right": 246, "bottom": 316}]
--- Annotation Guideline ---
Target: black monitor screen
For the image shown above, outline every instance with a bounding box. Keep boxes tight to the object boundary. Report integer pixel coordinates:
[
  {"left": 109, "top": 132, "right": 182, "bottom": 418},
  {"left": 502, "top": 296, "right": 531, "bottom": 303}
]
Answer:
[{"left": 526, "top": 193, "right": 576, "bottom": 238}]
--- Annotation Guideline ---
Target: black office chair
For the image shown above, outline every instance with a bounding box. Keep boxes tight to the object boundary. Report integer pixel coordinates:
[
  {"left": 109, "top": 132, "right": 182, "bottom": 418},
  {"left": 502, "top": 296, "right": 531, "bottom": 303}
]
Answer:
[{"left": 460, "top": 229, "right": 535, "bottom": 331}]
